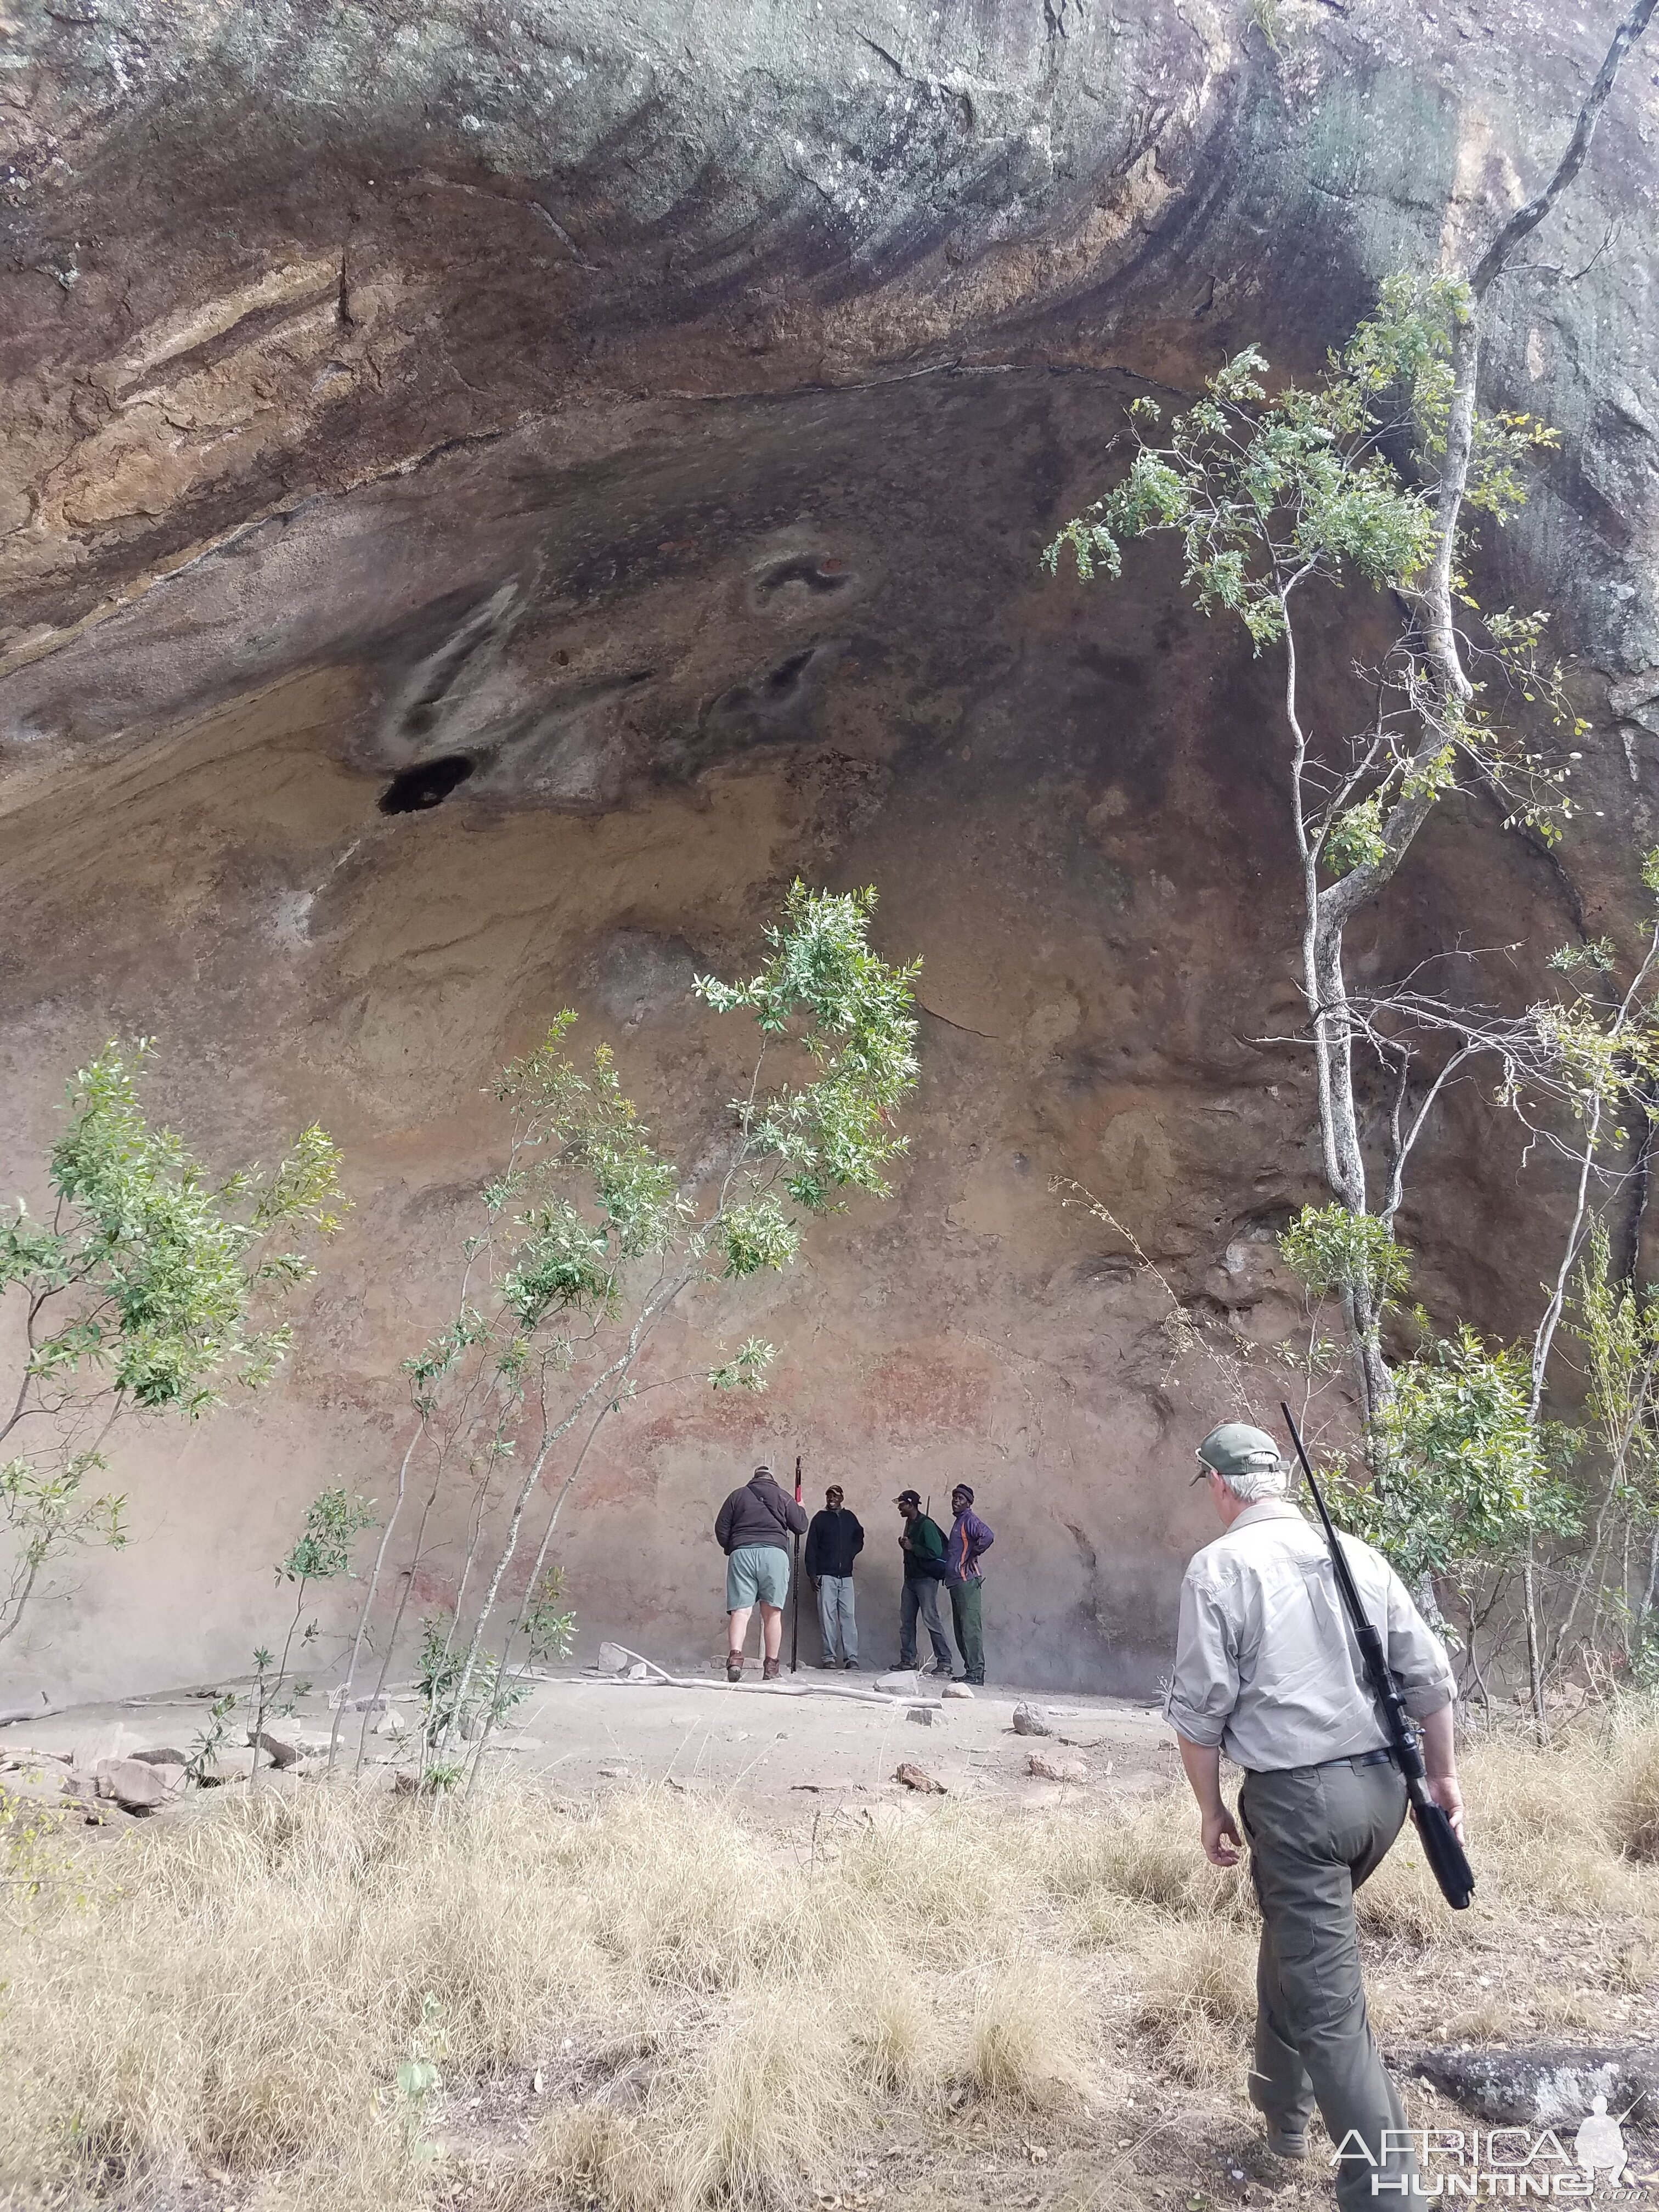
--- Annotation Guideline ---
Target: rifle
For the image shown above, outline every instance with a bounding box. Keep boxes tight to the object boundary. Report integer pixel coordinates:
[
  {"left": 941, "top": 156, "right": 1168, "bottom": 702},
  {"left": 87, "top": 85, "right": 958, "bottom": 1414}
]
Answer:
[
  {"left": 1279, "top": 1402, "right": 1475, "bottom": 1912},
  {"left": 791, "top": 1454, "right": 803, "bottom": 1674}
]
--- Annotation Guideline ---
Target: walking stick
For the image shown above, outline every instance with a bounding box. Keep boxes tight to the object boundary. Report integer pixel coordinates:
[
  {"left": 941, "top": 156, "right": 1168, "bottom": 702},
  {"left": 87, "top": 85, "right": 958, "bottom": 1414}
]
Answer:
[{"left": 791, "top": 1454, "right": 803, "bottom": 1673}]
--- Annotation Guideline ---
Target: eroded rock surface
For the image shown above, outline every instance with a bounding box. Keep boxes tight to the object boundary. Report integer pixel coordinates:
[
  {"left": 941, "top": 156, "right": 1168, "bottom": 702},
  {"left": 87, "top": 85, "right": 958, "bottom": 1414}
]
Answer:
[{"left": 3, "top": 2, "right": 1658, "bottom": 1697}]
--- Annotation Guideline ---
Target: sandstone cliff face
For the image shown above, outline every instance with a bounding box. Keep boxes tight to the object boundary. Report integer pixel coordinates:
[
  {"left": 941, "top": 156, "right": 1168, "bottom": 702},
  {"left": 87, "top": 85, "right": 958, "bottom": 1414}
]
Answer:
[{"left": 2, "top": 1, "right": 1657, "bottom": 1699}]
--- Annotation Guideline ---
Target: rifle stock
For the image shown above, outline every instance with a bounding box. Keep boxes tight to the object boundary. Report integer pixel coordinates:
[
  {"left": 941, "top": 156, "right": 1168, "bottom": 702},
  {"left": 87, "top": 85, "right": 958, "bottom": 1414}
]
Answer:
[{"left": 1279, "top": 1403, "right": 1475, "bottom": 1912}]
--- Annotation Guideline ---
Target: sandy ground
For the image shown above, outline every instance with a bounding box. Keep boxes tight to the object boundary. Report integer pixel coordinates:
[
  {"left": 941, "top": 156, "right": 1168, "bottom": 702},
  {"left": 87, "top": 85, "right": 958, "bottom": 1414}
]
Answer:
[{"left": 0, "top": 1664, "right": 1178, "bottom": 1826}]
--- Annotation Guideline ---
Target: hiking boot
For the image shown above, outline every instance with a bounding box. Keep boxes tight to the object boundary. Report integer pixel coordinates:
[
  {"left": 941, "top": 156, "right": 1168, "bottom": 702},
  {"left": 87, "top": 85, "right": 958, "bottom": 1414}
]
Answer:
[
  {"left": 928, "top": 1658, "right": 953, "bottom": 1678},
  {"left": 1265, "top": 2128, "right": 1308, "bottom": 2162},
  {"left": 763, "top": 1657, "right": 781, "bottom": 1680},
  {"left": 843, "top": 1659, "right": 860, "bottom": 1670},
  {"left": 725, "top": 1654, "right": 743, "bottom": 1683}
]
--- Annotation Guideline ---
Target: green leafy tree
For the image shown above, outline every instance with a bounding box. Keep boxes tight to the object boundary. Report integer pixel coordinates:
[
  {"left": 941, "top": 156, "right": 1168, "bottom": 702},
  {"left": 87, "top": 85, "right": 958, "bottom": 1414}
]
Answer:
[
  {"left": 0, "top": 1042, "right": 343, "bottom": 1646},
  {"left": 249, "top": 1485, "right": 376, "bottom": 1765},
  {"left": 1328, "top": 1327, "right": 1578, "bottom": 1598},
  {"left": 331, "top": 883, "right": 920, "bottom": 1786}
]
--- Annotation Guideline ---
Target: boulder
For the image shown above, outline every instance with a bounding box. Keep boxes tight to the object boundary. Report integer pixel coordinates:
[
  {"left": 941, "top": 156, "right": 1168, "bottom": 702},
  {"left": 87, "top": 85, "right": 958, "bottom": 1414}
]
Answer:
[
  {"left": 132, "top": 1746, "right": 192, "bottom": 1766},
  {"left": 72, "top": 1724, "right": 138, "bottom": 1773},
  {"left": 1012, "top": 1704, "right": 1053, "bottom": 1737},
  {"left": 874, "top": 1672, "right": 924, "bottom": 1698},
  {"left": 941, "top": 1684, "right": 975, "bottom": 1700},
  {"left": 1026, "top": 1753, "right": 1087, "bottom": 1784},
  {"left": 94, "top": 1757, "right": 168, "bottom": 1811},
  {"left": 1411, "top": 2046, "right": 1659, "bottom": 2128},
  {"left": 249, "top": 1725, "right": 323, "bottom": 1769},
  {"left": 893, "top": 1763, "right": 946, "bottom": 1795},
  {"left": 194, "top": 1745, "right": 259, "bottom": 1787}
]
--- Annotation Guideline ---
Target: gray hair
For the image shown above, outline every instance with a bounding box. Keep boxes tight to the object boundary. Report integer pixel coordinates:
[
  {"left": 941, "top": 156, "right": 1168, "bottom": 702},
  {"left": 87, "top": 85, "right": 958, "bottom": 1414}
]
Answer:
[{"left": 1212, "top": 1463, "right": 1291, "bottom": 1504}]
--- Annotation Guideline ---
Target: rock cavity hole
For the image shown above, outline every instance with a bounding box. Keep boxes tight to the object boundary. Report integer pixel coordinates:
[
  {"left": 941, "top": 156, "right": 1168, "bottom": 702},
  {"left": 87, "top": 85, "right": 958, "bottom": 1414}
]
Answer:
[{"left": 379, "top": 754, "right": 476, "bottom": 814}]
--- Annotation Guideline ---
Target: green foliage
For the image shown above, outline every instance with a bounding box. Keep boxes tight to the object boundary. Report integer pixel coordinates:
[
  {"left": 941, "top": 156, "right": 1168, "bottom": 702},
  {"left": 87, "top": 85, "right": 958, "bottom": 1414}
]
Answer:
[
  {"left": 720, "top": 1197, "right": 800, "bottom": 1278},
  {"left": 12, "top": 1042, "right": 343, "bottom": 1409},
  {"left": 0, "top": 1784, "right": 91, "bottom": 1928},
  {"left": 708, "top": 1338, "right": 775, "bottom": 1393},
  {"left": 1, "top": 1453, "right": 125, "bottom": 1622},
  {"left": 521, "top": 1567, "right": 576, "bottom": 1667},
  {"left": 281, "top": 1486, "right": 375, "bottom": 1587},
  {"left": 414, "top": 1614, "right": 526, "bottom": 1788},
  {"left": 184, "top": 1692, "right": 238, "bottom": 1787},
  {"left": 1329, "top": 1328, "right": 1578, "bottom": 1587},
  {"left": 250, "top": 1486, "right": 377, "bottom": 1771},
  {"left": 1324, "top": 796, "right": 1387, "bottom": 878},
  {"left": 694, "top": 881, "right": 921, "bottom": 1210},
  {"left": 1279, "top": 1204, "right": 1411, "bottom": 1308},
  {"left": 1044, "top": 340, "right": 1437, "bottom": 645},
  {"left": 388, "top": 1993, "right": 445, "bottom": 2164},
  {"left": 0, "top": 1043, "right": 342, "bottom": 1646},
  {"left": 1045, "top": 283, "right": 1575, "bottom": 869}
]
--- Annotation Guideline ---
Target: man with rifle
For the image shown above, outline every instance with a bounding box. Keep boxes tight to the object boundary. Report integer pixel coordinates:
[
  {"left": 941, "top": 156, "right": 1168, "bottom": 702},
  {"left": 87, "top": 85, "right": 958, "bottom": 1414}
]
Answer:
[{"left": 1165, "top": 1420, "right": 1465, "bottom": 2210}]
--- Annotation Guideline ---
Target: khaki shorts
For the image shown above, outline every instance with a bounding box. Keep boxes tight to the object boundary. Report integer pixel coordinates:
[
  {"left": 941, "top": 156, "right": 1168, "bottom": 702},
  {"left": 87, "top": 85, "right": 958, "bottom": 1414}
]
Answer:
[{"left": 726, "top": 1544, "right": 789, "bottom": 1610}]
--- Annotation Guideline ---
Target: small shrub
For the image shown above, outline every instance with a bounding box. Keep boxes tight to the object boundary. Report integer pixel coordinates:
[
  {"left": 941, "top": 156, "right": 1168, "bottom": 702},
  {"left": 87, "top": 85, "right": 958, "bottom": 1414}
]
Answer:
[
  {"left": 966, "top": 1957, "right": 1087, "bottom": 2107},
  {"left": 1132, "top": 1922, "right": 1256, "bottom": 2085}
]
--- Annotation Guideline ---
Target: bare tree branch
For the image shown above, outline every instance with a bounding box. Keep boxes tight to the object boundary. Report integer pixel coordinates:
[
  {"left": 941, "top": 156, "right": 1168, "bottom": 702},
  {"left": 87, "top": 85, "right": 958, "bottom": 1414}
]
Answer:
[{"left": 1471, "top": 0, "right": 1657, "bottom": 298}]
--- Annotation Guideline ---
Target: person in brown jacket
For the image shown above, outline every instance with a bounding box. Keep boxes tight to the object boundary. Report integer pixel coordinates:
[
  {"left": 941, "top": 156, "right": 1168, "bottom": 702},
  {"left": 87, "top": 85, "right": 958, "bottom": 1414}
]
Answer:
[{"left": 713, "top": 1463, "right": 808, "bottom": 1682}]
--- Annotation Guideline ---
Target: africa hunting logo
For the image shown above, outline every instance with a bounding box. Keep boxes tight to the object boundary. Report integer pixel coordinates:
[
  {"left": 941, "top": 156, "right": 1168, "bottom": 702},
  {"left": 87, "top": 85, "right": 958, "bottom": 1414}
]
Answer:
[{"left": 1340, "top": 2096, "right": 1641, "bottom": 2196}]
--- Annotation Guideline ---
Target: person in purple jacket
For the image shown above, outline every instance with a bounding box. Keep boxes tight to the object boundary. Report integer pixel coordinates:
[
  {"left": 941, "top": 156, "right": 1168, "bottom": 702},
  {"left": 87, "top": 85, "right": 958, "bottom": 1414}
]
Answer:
[{"left": 944, "top": 1483, "right": 994, "bottom": 1685}]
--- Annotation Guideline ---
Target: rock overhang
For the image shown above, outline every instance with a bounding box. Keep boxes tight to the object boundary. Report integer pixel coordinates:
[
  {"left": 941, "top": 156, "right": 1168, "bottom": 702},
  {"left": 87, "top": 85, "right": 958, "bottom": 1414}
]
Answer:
[{"left": 3, "top": 1, "right": 1658, "bottom": 1697}]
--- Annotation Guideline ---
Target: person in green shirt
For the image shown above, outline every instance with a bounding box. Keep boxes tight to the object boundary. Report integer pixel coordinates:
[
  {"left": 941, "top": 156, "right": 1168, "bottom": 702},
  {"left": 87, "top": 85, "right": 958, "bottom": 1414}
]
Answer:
[{"left": 894, "top": 1488, "right": 952, "bottom": 1675}]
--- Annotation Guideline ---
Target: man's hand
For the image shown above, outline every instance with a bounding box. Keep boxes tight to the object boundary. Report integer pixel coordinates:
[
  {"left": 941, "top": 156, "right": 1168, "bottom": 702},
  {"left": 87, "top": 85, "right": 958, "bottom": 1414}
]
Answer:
[
  {"left": 1176, "top": 1734, "right": 1245, "bottom": 1868},
  {"left": 1201, "top": 1806, "right": 1245, "bottom": 1867},
  {"left": 1420, "top": 1703, "right": 1464, "bottom": 1839},
  {"left": 1424, "top": 1773, "right": 1465, "bottom": 1841}
]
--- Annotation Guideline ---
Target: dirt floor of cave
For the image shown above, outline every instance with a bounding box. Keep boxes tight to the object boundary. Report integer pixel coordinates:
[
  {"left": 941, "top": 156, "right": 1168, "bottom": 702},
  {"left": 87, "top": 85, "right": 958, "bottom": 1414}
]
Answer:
[{"left": 4, "top": 1670, "right": 1182, "bottom": 1826}]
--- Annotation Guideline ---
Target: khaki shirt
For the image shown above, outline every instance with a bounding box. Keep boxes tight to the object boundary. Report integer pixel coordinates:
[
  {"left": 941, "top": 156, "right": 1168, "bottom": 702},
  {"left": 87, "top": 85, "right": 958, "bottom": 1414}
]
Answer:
[{"left": 1164, "top": 1500, "right": 1455, "bottom": 1773}]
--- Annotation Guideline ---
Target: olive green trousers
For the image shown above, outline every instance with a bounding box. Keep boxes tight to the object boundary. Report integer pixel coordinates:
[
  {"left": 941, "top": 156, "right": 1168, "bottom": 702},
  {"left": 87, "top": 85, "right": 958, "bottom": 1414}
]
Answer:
[{"left": 1238, "top": 1755, "right": 1415, "bottom": 2212}]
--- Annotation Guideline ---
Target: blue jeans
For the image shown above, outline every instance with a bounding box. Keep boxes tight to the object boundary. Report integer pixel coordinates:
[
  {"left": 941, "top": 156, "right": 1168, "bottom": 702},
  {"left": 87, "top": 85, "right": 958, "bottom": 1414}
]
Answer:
[
  {"left": 816, "top": 1574, "right": 857, "bottom": 1662},
  {"left": 900, "top": 1575, "right": 951, "bottom": 1667}
]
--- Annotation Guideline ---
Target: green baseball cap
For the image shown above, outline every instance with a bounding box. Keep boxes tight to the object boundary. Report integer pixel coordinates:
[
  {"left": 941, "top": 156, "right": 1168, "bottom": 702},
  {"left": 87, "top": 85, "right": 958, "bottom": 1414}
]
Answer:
[{"left": 1194, "top": 1421, "right": 1288, "bottom": 1482}]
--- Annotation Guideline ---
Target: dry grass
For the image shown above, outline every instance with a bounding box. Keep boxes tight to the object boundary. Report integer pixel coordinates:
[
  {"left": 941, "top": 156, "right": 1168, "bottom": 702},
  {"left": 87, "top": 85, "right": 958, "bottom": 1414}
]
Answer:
[
  {"left": 967, "top": 1955, "right": 1090, "bottom": 2107},
  {"left": 1132, "top": 1921, "right": 1257, "bottom": 2085},
  {"left": 1610, "top": 1722, "right": 1659, "bottom": 1861},
  {"left": 2, "top": 1713, "right": 1656, "bottom": 2211}
]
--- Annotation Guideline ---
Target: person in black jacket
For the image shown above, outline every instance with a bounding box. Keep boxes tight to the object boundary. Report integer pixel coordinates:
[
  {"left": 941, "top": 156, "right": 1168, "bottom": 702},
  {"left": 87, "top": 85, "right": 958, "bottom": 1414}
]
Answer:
[
  {"left": 803, "top": 1485, "right": 865, "bottom": 1669},
  {"left": 713, "top": 1463, "right": 808, "bottom": 1683}
]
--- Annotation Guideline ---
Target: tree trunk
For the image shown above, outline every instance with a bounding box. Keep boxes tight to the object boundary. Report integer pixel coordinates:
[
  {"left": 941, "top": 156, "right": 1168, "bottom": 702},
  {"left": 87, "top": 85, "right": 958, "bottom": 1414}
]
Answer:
[{"left": 1306, "top": 911, "right": 1391, "bottom": 1426}]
